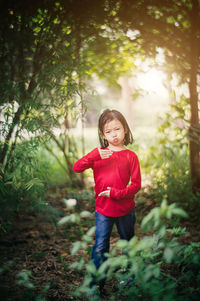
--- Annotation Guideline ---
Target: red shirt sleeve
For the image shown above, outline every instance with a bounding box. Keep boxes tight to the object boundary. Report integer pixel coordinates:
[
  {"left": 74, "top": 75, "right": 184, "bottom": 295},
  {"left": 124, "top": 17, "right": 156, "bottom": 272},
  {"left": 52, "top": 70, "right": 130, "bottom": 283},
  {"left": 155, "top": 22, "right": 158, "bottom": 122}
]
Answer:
[
  {"left": 110, "top": 152, "right": 141, "bottom": 200},
  {"left": 73, "top": 148, "right": 101, "bottom": 172}
]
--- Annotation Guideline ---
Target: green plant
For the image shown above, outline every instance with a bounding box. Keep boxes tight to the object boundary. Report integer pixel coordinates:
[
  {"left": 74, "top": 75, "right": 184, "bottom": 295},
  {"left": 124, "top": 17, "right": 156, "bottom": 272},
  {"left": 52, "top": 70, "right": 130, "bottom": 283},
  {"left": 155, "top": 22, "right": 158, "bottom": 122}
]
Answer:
[
  {"left": 141, "top": 199, "right": 188, "bottom": 231},
  {"left": 0, "top": 138, "right": 48, "bottom": 233},
  {"left": 143, "top": 139, "right": 200, "bottom": 212},
  {"left": 16, "top": 269, "right": 50, "bottom": 301},
  {"left": 58, "top": 198, "right": 200, "bottom": 300},
  {"left": 0, "top": 260, "right": 15, "bottom": 275}
]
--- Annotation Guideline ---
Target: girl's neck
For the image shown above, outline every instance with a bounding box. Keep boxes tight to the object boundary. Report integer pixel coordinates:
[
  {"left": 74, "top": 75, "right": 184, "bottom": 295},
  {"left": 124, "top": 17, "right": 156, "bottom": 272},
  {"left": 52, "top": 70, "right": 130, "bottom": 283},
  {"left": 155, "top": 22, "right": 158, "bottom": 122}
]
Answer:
[{"left": 108, "top": 145, "right": 126, "bottom": 151}]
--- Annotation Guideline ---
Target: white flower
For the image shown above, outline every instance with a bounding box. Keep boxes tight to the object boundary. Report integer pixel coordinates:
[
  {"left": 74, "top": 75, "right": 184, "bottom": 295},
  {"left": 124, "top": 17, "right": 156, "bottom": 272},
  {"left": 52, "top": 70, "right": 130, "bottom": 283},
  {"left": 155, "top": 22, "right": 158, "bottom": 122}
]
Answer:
[{"left": 63, "top": 198, "right": 77, "bottom": 207}]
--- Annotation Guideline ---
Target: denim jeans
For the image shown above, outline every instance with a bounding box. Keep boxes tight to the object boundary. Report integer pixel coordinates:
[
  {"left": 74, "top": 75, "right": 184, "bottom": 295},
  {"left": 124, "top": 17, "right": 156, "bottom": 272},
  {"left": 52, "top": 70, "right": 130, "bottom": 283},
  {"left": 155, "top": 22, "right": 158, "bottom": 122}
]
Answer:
[{"left": 91, "top": 209, "right": 136, "bottom": 289}]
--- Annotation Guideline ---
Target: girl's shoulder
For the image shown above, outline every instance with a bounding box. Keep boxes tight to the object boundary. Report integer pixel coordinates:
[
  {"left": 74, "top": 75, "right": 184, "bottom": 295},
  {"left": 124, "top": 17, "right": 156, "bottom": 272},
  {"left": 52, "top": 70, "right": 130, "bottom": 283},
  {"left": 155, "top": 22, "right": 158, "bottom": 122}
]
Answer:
[
  {"left": 87, "top": 147, "right": 99, "bottom": 153},
  {"left": 85, "top": 147, "right": 101, "bottom": 159},
  {"left": 125, "top": 148, "right": 138, "bottom": 156},
  {"left": 125, "top": 149, "right": 139, "bottom": 161}
]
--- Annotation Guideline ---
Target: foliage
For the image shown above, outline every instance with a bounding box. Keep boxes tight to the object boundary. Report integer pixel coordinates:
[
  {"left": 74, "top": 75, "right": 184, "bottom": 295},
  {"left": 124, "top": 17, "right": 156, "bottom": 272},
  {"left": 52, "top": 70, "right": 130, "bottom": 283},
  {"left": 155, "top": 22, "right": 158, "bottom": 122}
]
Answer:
[
  {"left": 141, "top": 92, "right": 200, "bottom": 211},
  {"left": 141, "top": 199, "right": 188, "bottom": 231},
  {"left": 0, "top": 1, "right": 199, "bottom": 299},
  {"left": 1, "top": 0, "right": 198, "bottom": 230},
  {"left": 16, "top": 269, "right": 50, "bottom": 301},
  {"left": 0, "top": 262, "right": 50, "bottom": 301},
  {"left": 0, "top": 0, "right": 144, "bottom": 224},
  {"left": 0, "top": 0, "right": 103, "bottom": 229},
  {"left": 0, "top": 0, "right": 79, "bottom": 232},
  {"left": 0, "top": 137, "right": 48, "bottom": 233},
  {"left": 116, "top": 0, "right": 200, "bottom": 187},
  {"left": 117, "top": 0, "right": 200, "bottom": 74},
  {"left": 58, "top": 198, "right": 200, "bottom": 300},
  {"left": 144, "top": 141, "right": 199, "bottom": 204}
]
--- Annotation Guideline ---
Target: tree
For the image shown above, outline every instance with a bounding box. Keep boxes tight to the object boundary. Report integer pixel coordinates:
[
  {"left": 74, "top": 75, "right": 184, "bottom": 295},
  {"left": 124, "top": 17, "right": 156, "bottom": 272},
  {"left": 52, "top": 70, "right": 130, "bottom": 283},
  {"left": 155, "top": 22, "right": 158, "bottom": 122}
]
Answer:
[
  {"left": 0, "top": 0, "right": 136, "bottom": 185},
  {"left": 115, "top": 0, "right": 200, "bottom": 189},
  {"left": 0, "top": 1, "right": 77, "bottom": 171},
  {"left": 0, "top": 0, "right": 107, "bottom": 171}
]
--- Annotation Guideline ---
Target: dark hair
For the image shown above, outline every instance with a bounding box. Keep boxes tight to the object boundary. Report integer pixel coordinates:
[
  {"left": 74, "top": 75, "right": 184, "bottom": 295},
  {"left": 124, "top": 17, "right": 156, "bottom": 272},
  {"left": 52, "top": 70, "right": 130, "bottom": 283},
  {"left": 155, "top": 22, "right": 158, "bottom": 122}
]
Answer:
[{"left": 98, "top": 109, "right": 134, "bottom": 148}]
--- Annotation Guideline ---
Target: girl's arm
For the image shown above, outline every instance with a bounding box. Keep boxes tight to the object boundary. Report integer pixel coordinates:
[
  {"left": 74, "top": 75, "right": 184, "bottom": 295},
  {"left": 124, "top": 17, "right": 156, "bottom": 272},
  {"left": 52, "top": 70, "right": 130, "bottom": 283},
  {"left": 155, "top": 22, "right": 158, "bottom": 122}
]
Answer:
[
  {"left": 110, "top": 153, "right": 141, "bottom": 200},
  {"left": 99, "top": 154, "right": 141, "bottom": 200},
  {"left": 73, "top": 148, "right": 112, "bottom": 172}
]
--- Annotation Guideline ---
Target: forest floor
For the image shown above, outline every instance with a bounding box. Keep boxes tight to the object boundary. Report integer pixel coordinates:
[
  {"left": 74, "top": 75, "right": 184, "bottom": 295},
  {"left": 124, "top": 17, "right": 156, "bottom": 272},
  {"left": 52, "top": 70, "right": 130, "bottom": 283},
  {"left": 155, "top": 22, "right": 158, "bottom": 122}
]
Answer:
[{"left": 0, "top": 186, "right": 199, "bottom": 301}]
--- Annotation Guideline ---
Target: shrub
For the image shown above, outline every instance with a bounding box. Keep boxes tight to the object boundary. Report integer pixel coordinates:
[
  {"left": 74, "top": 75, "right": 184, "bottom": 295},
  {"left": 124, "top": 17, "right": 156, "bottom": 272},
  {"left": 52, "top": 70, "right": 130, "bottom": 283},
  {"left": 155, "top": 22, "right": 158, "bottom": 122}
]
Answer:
[
  {"left": 143, "top": 141, "right": 200, "bottom": 211},
  {"left": 0, "top": 138, "right": 47, "bottom": 233},
  {"left": 58, "top": 199, "right": 200, "bottom": 300}
]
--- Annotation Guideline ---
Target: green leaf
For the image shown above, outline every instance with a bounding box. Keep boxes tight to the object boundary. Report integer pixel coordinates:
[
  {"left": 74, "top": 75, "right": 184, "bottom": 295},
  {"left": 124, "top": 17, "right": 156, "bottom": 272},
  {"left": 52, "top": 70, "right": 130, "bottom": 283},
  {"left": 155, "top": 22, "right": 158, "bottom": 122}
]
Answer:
[
  {"left": 164, "top": 247, "right": 174, "bottom": 263},
  {"left": 57, "top": 214, "right": 80, "bottom": 226},
  {"left": 82, "top": 235, "right": 92, "bottom": 243},
  {"left": 98, "top": 260, "right": 110, "bottom": 275},
  {"left": 80, "top": 211, "right": 92, "bottom": 218},
  {"left": 86, "top": 226, "right": 96, "bottom": 237},
  {"left": 172, "top": 208, "right": 188, "bottom": 218},
  {"left": 116, "top": 240, "right": 128, "bottom": 249},
  {"left": 71, "top": 241, "right": 81, "bottom": 255},
  {"left": 86, "top": 262, "right": 97, "bottom": 274},
  {"left": 57, "top": 216, "right": 70, "bottom": 226},
  {"left": 141, "top": 210, "right": 154, "bottom": 229},
  {"left": 70, "top": 258, "right": 85, "bottom": 270}
]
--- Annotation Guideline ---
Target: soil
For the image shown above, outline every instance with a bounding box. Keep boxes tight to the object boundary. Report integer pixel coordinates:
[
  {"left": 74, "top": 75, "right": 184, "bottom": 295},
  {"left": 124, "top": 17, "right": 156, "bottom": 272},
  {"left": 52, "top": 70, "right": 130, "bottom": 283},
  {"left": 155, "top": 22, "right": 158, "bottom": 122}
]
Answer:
[{"left": 0, "top": 187, "right": 199, "bottom": 301}]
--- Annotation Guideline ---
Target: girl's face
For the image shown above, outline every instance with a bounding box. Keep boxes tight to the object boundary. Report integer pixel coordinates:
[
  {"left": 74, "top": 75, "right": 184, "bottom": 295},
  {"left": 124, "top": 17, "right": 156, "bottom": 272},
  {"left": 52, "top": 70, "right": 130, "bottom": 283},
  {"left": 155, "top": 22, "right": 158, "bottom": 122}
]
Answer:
[{"left": 103, "top": 118, "right": 126, "bottom": 148}]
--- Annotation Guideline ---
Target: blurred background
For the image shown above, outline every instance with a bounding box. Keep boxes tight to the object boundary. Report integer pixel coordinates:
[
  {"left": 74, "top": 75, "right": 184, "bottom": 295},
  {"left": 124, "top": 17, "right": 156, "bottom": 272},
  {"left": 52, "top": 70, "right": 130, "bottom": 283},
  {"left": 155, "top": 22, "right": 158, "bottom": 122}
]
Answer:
[
  {"left": 0, "top": 0, "right": 199, "bottom": 228},
  {"left": 0, "top": 1, "right": 199, "bottom": 300}
]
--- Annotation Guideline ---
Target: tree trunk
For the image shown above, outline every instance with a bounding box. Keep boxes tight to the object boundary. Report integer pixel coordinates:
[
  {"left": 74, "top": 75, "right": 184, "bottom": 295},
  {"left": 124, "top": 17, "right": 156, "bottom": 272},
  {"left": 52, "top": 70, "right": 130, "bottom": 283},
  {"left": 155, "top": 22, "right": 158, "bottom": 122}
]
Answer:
[
  {"left": 0, "top": 105, "right": 23, "bottom": 166},
  {"left": 76, "top": 27, "right": 85, "bottom": 187},
  {"left": 4, "top": 124, "right": 20, "bottom": 172},
  {"left": 188, "top": 0, "right": 200, "bottom": 190},
  {"left": 118, "top": 76, "right": 134, "bottom": 129}
]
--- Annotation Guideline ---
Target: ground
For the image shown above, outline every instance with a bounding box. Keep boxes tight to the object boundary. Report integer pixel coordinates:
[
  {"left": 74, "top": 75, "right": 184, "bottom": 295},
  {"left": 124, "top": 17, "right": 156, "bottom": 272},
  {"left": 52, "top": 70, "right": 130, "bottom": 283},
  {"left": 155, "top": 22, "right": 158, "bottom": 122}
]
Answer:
[{"left": 0, "top": 187, "right": 199, "bottom": 301}]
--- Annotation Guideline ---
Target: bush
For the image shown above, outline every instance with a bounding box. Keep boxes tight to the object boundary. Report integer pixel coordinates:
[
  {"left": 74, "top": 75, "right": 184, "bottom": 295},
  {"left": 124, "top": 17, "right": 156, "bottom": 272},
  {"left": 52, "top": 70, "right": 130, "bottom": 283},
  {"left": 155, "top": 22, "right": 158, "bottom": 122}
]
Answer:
[
  {"left": 0, "top": 138, "right": 47, "bottom": 233},
  {"left": 58, "top": 199, "right": 200, "bottom": 300},
  {"left": 143, "top": 141, "right": 200, "bottom": 211}
]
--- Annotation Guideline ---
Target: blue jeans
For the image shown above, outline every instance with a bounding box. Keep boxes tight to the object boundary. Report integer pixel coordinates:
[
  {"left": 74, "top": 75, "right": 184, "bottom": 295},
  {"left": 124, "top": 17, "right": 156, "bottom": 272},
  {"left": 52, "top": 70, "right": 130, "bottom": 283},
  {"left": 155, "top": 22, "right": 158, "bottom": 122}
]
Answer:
[{"left": 91, "top": 209, "right": 136, "bottom": 289}]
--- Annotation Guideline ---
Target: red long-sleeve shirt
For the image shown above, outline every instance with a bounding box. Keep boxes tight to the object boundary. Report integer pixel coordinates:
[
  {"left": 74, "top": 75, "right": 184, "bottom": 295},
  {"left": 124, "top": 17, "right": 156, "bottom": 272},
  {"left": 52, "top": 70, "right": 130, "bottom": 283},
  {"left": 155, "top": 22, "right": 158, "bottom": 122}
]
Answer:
[{"left": 73, "top": 147, "right": 141, "bottom": 217}]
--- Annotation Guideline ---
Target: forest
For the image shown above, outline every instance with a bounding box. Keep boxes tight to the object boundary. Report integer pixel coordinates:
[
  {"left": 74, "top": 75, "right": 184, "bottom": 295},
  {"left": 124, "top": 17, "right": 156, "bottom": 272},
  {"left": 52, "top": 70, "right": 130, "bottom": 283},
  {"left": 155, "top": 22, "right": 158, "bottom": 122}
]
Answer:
[{"left": 0, "top": 0, "right": 200, "bottom": 300}]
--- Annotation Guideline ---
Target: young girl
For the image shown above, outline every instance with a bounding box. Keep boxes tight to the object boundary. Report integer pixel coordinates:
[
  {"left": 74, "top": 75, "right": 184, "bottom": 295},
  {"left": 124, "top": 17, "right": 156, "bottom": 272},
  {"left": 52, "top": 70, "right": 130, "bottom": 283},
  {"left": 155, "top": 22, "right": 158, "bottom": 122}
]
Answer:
[{"left": 73, "top": 109, "right": 141, "bottom": 293}]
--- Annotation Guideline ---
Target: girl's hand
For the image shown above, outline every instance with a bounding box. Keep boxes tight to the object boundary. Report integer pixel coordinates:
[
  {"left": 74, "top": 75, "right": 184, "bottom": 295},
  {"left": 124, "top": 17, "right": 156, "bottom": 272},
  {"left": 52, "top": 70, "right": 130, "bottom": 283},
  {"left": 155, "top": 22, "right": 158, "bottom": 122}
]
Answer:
[
  {"left": 98, "top": 187, "right": 111, "bottom": 198},
  {"left": 98, "top": 148, "right": 113, "bottom": 159}
]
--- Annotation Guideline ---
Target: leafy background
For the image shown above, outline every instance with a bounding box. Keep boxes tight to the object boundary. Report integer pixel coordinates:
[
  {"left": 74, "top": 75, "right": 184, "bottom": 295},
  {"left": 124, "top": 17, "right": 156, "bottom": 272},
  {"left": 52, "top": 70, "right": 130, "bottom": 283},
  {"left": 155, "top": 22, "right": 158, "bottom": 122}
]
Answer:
[{"left": 0, "top": 0, "right": 199, "bottom": 300}]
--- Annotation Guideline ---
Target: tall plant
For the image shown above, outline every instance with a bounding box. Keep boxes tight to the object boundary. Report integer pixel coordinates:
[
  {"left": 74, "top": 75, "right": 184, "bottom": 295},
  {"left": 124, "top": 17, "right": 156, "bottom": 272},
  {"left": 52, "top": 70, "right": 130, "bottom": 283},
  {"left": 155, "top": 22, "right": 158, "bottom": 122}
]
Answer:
[{"left": 0, "top": 1, "right": 75, "bottom": 171}]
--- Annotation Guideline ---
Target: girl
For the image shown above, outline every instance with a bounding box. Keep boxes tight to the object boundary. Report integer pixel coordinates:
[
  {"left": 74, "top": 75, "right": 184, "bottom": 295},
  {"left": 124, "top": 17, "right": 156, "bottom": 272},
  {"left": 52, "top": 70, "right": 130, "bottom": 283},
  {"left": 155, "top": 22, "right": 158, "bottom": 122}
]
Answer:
[{"left": 73, "top": 109, "right": 141, "bottom": 293}]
